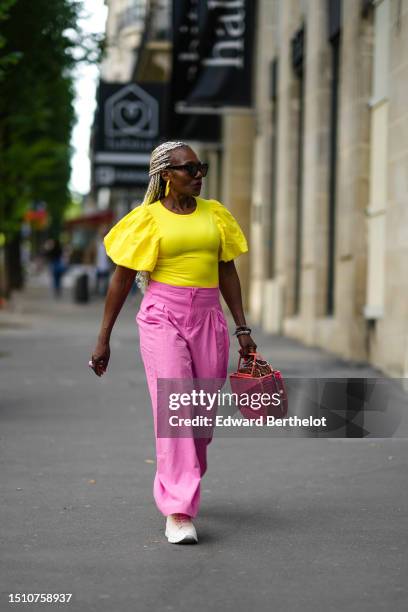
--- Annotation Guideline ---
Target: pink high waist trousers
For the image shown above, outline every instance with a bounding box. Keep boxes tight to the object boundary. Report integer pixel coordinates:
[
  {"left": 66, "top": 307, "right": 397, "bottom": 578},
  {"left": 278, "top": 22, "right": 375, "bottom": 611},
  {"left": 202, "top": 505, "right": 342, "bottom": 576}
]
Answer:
[{"left": 136, "top": 279, "right": 230, "bottom": 518}]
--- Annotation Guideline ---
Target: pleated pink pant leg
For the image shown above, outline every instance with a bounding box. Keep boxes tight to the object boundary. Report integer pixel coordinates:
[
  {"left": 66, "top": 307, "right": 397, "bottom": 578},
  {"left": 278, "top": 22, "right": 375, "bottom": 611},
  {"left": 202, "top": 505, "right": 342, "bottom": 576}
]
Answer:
[{"left": 136, "top": 280, "right": 230, "bottom": 518}]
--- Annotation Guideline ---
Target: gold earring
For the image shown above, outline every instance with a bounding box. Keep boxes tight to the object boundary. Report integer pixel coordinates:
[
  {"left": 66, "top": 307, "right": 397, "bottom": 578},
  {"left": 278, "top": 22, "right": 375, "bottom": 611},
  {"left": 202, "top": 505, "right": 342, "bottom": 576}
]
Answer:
[{"left": 165, "top": 180, "right": 170, "bottom": 196}]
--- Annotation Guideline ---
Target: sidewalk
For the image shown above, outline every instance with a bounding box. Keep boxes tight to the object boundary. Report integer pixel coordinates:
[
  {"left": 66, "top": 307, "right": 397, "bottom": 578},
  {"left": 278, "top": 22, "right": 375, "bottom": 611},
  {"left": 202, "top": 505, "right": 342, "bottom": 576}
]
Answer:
[
  {"left": 1, "top": 278, "right": 407, "bottom": 612},
  {"left": 0, "top": 273, "right": 385, "bottom": 377}
]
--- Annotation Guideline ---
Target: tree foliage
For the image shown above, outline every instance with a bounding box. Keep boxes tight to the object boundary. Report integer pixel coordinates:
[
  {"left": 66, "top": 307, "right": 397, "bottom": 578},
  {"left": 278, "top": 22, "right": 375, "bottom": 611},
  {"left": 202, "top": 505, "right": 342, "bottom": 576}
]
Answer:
[
  {"left": 0, "top": 0, "right": 19, "bottom": 80},
  {"left": 0, "top": 0, "right": 104, "bottom": 240}
]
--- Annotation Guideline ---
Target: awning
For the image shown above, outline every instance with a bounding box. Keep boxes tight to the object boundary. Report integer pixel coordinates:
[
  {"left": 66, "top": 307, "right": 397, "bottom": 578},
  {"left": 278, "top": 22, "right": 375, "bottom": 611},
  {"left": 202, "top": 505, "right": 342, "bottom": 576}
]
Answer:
[{"left": 64, "top": 210, "right": 114, "bottom": 228}]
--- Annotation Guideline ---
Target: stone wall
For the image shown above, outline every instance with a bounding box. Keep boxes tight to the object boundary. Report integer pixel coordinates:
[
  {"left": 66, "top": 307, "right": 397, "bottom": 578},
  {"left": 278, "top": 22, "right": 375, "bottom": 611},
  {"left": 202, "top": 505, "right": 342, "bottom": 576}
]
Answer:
[{"left": 249, "top": 0, "right": 408, "bottom": 375}]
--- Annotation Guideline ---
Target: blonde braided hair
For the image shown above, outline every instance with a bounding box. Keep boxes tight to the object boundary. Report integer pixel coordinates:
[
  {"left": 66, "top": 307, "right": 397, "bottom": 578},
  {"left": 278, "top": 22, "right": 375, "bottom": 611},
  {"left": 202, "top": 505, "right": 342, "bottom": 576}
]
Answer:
[{"left": 135, "top": 140, "right": 188, "bottom": 292}]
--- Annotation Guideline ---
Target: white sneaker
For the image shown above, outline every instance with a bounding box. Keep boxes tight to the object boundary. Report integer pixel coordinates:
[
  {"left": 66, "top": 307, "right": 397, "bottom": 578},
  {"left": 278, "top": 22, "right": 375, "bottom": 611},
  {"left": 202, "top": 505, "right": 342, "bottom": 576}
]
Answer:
[{"left": 165, "top": 513, "right": 198, "bottom": 544}]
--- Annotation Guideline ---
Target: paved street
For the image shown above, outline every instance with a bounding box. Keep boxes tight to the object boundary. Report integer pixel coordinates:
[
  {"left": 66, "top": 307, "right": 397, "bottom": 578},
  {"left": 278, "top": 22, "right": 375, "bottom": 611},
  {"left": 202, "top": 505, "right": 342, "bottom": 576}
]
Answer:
[{"left": 1, "top": 280, "right": 407, "bottom": 612}]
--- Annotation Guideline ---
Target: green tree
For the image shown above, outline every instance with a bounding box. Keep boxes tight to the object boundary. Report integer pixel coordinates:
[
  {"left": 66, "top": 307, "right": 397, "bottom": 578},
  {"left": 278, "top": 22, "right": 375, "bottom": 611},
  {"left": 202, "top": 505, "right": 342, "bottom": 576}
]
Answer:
[
  {"left": 0, "top": 0, "right": 18, "bottom": 80},
  {"left": 0, "top": 0, "right": 103, "bottom": 295}
]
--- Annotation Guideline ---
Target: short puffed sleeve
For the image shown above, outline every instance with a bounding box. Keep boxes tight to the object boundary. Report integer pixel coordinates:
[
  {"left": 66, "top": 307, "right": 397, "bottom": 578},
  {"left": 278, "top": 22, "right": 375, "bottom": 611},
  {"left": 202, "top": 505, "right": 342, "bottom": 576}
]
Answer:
[
  {"left": 103, "top": 204, "right": 160, "bottom": 271},
  {"left": 211, "top": 199, "right": 249, "bottom": 262}
]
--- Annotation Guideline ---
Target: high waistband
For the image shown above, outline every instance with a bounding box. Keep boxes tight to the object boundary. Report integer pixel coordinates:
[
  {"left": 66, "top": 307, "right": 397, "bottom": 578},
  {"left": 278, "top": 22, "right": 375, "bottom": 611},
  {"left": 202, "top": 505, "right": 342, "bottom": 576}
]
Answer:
[{"left": 145, "top": 279, "right": 221, "bottom": 309}]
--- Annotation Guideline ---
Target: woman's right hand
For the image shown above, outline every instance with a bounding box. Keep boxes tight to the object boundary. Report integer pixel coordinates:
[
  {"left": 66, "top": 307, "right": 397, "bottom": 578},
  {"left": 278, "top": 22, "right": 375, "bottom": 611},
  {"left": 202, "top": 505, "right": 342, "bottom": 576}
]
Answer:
[
  {"left": 89, "top": 265, "right": 136, "bottom": 378},
  {"left": 89, "top": 340, "right": 110, "bottom": 377}
]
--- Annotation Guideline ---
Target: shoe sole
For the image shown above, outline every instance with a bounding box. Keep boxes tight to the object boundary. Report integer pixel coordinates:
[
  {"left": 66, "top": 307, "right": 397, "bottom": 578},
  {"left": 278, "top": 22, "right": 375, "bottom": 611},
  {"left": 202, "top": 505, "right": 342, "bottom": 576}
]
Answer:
[{"left": 165, "top": 530, "right": 198, "bottom": 545}]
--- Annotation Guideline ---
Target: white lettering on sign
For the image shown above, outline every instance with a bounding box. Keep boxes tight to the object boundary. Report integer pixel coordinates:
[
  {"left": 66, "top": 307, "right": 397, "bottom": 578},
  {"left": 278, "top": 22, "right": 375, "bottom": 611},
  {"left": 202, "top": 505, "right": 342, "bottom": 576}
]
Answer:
[
  {"left": 203, "top": 0, "right": 246, "bottom": 68},
  {"left": 176, "top": 3, "right": 200, "bottom": 81},
  {"left": 216, "top": 11, "right": 246, "bottom": 37},
  {"left": 202, "top": 40, "right": 244, "bottom": 67},
  {"left": 176, "top": 0, "right": 246, "bottom": 71},
  {"left": 208, "top": 0, "right": 244, "bottom": 8}
]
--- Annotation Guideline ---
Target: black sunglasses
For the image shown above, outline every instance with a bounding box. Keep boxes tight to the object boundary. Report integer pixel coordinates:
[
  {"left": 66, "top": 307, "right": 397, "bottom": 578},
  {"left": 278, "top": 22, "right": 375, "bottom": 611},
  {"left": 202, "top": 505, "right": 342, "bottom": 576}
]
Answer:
[{"left": 167, "top": 162, "right": 209, "bottom": 178}]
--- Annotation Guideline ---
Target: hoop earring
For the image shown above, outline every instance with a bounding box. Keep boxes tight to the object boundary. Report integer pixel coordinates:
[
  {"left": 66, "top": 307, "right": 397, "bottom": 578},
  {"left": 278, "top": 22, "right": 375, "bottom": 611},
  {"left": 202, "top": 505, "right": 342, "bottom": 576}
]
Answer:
[{"left": 165, "top": 180, "right": 170, "bottom": 196}]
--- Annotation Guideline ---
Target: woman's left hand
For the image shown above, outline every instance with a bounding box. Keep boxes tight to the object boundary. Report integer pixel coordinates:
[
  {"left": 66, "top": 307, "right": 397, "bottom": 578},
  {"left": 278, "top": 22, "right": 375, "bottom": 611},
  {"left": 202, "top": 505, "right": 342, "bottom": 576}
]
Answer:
[{"left": 237, "top": 333, "right": 257, "bottom": 357}]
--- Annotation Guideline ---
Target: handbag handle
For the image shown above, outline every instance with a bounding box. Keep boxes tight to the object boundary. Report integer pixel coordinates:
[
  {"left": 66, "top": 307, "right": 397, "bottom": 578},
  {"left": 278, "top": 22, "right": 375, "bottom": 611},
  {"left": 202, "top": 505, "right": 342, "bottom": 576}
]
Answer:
[{"left": 237, "top": 351, "right": 267, "bottom": 377}]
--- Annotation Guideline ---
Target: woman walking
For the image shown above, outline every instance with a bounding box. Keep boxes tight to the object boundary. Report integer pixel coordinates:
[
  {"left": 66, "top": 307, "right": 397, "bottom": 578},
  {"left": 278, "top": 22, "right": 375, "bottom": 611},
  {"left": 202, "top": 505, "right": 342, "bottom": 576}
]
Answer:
[{"left": 90, "top": 141, "right": 257, "bottom": 544}]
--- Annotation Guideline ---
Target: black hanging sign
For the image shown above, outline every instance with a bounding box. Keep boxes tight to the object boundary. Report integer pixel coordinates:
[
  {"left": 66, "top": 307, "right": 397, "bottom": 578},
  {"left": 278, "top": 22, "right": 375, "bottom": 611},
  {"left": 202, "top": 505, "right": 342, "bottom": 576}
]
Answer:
[
  {"left": 92, "top": 81, "right": 166, "bottom": 188},
  {"left": 171, "top": 0, "right": 256, "bottom": 111}
]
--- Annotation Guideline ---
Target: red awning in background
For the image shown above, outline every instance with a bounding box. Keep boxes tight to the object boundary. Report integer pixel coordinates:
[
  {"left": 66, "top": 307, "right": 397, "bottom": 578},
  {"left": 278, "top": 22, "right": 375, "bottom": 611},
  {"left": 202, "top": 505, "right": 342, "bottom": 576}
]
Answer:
[{"left": 64, "top": 210, "right": 114, "bottom": 228}]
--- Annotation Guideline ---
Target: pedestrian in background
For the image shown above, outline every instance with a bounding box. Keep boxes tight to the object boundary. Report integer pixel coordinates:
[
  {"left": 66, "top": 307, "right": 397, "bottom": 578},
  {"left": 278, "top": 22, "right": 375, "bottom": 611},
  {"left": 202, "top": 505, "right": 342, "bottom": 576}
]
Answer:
[
  {"left": 90, "top": 141, "right": 257, "bottom": 544},
  {"left": 43, "top": 238, "right": 66, "bottom": 299},
  {"left": 94, "top": 226, "right": 111, "bottom": 297}
]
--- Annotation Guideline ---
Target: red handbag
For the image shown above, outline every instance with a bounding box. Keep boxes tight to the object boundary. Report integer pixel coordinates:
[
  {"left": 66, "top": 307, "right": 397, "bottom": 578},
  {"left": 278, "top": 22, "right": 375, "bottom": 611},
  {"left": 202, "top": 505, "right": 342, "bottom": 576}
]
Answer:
[{"left": 229, "top": 352, "right": 288, "bottom": 423}]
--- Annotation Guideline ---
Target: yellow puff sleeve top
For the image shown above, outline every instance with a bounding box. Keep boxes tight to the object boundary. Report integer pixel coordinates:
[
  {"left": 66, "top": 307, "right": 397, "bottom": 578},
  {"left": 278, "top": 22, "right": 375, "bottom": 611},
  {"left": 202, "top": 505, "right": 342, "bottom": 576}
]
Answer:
[{"left": 103, "top": 196, "right": 248, "bottom": 287}]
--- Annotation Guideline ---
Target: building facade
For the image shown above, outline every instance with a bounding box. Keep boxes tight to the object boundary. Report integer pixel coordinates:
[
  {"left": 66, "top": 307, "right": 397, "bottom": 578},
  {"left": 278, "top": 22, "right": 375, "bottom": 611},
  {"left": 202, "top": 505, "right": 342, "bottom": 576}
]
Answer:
[
  {"left": 100, "top": 0, "right": 147, "bottom": 82},
  {"left": 93, "top": 0, "right": 149, "bottom": 217},
  {"left": 249, "top": 0, "right": 408, "bottom": 376}
]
